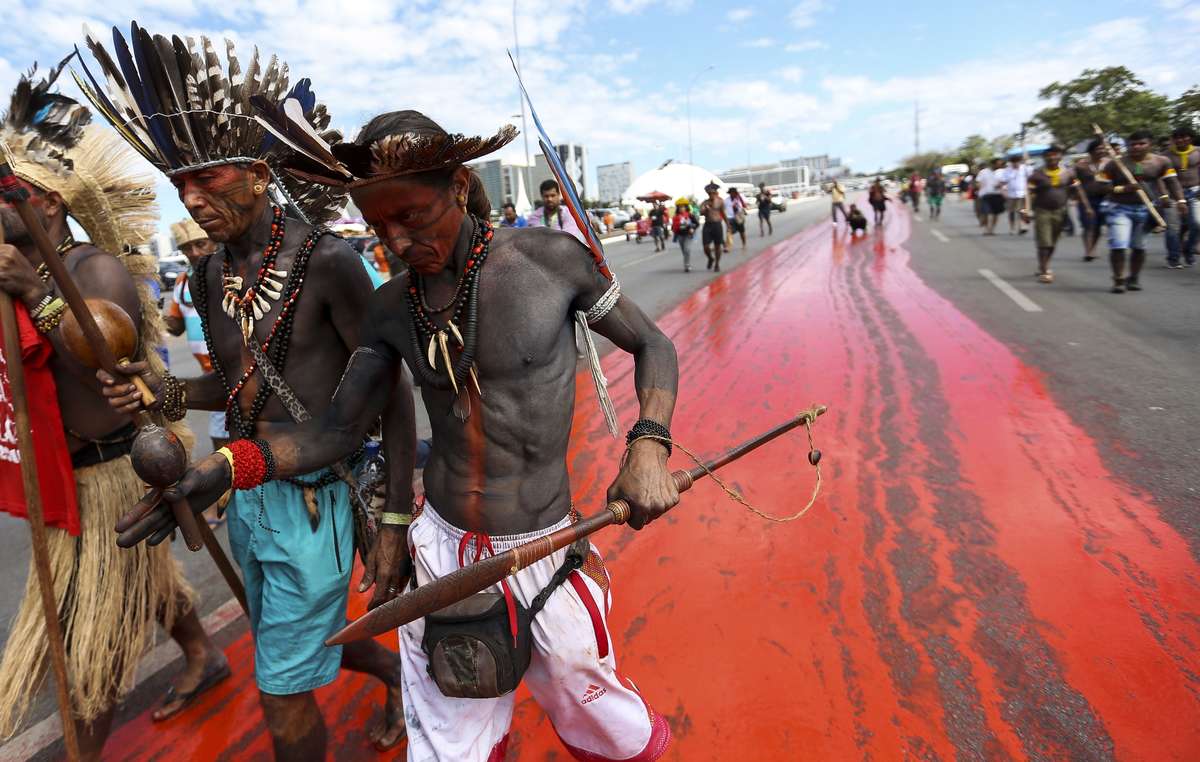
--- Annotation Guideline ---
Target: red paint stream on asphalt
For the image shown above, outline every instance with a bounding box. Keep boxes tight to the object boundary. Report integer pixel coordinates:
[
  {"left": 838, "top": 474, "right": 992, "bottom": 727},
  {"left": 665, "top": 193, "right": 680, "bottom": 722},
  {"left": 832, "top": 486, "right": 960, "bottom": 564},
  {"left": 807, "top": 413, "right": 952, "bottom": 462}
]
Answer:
[{"left": 100, "top": 209, "right": 1200, "bottom": 760}]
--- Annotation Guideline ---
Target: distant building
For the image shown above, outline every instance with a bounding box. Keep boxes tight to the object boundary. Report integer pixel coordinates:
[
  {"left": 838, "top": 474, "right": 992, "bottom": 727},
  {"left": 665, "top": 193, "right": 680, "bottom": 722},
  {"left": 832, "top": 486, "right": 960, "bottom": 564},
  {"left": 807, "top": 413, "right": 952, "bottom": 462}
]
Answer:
[
  {"left": 787, "top": 155, "right": 843, "bottom": 178},
  {"left": 719, "top": 153, "right": 846, "bottom": 192},
  {"left": 596, "top": 162, "right": 634, "bottom": 205},
  {"left": 530, "top": 143, "right": 589, "bottom": 200},
  {"left": 468, "top": 158, "right": 534, "bottom": 212},
  {"left": 719, "top": 162, "right": 812, "bottom": 194}
]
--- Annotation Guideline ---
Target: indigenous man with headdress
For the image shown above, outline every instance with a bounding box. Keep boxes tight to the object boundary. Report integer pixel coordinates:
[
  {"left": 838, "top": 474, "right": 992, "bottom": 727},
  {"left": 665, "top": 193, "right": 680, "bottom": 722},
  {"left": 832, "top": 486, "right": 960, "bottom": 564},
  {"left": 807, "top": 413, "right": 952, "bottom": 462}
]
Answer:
[
  {"left": 115, "top": 109, "right": 679, "bottom": 761},
  {"left": 0, "top": 59, "right": 226, "bottom": 757},
  {"left": 82, "top": 24, "right": 409, "bottom": 756}
]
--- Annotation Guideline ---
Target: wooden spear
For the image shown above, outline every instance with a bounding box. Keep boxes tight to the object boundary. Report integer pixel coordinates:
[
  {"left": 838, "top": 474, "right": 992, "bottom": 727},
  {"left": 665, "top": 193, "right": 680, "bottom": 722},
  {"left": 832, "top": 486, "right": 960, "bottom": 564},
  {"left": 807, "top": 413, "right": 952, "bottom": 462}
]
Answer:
[
  {"left": 327, "top": 405, "right": 828, "bottom": 646},
  {"left": 1091, "top": 124, "right": 1167, "bottom": 229},
  {"left": 0, "top": 223, "right": 82, "bottom": 760}
]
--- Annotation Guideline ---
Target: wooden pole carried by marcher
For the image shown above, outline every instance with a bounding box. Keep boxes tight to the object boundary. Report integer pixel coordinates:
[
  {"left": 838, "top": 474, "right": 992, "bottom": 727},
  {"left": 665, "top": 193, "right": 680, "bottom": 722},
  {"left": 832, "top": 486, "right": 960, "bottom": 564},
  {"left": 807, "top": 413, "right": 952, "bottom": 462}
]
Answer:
[
  {"left": 327, "top": 405, "right": 828, "bottom": 646},
  {"left": 0, "top": 224, "right": 82, "bottom": 761},
  {"left": 1091, "top": 124, "right": 1167, "bottom": 229}
]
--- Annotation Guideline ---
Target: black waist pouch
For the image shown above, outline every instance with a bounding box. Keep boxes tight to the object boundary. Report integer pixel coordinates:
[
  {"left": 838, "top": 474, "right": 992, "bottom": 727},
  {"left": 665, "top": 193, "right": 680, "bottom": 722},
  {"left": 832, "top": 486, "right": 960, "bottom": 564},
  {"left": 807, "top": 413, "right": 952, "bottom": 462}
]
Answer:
[{"left": 421, "top": 539, "right": 586, "bottom": 699}]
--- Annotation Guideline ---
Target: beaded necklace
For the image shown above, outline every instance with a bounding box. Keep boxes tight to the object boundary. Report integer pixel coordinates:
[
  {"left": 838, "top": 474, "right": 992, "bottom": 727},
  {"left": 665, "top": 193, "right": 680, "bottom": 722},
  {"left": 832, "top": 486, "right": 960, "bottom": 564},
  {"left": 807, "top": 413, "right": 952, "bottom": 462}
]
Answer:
[
  {"left": 404, "top": 215, "right": 492, "bottom": 419},
  {"left": 194, "top": 220, "right": 326, "bottom": 438},
  {"left": 221, "top": 205, "right": 288, "bottom": 342},
  {"left": 35, "top": 235, "right": 80, "bottom": 283}
]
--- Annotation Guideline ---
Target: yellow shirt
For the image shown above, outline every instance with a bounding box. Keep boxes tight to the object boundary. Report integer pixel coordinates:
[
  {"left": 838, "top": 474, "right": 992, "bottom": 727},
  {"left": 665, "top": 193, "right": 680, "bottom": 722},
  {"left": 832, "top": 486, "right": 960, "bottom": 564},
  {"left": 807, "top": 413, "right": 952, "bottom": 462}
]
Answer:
[{"left": 831, "top": 186, "right": 845, "bottom": 203}]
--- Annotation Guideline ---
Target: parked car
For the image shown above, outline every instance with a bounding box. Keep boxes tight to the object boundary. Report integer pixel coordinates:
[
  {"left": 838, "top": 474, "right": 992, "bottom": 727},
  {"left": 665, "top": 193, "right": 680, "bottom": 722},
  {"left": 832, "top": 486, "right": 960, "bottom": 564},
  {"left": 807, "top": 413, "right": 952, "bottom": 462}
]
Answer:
[
  {"left": 770, "top": 194, "right": 788, "bottom": 212},
  {"left": 158, "top": 251, "right": 188, "bottom": 290}
]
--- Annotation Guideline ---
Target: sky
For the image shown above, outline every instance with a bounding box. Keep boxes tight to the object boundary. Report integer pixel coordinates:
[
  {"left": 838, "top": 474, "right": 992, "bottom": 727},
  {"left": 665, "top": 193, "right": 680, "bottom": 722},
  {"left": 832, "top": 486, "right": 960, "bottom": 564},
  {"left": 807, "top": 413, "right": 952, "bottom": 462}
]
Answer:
[{"left": 2, "top": 0, "right": 1199, "bottom": 229}]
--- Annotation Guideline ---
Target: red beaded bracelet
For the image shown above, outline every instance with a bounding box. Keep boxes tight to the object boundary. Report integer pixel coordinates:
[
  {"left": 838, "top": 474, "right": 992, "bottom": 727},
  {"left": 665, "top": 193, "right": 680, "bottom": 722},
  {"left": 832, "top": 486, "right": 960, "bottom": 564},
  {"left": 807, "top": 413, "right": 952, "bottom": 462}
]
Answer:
[{"left": 227, "top": 438, "right": 267, "bottom": 490}]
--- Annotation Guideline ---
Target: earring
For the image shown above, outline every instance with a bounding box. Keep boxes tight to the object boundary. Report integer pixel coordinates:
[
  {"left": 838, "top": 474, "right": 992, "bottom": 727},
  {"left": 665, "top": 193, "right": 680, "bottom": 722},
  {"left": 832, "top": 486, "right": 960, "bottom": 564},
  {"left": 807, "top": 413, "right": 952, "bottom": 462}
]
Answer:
[
  {"left": 456, "top": 193, "right": 467, "bottom": 207},
  {"left": 254, "top": 183, "right": 266, "bottom": 194}
]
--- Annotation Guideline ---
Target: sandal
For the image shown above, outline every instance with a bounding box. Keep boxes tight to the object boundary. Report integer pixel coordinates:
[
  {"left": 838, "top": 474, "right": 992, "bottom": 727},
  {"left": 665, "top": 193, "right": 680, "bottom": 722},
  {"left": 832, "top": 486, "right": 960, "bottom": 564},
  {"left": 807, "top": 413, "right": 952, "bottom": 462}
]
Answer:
[{"left": 152, "top": 661, "right": 231, "bottom": 722}]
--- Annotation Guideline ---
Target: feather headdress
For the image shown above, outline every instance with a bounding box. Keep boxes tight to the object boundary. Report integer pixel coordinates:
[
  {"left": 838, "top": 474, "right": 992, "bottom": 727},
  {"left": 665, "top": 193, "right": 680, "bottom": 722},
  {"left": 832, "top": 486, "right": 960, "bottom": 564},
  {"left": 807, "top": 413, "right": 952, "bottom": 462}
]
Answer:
[
  {"left": 255, "top": 105, "right": 517, "bottom": 190},
  {"left": 1, "top": 54, "right": 157, "bottom": 256},
  {"left": 73, "top": 22, "right": 346, "bottom": 222}
]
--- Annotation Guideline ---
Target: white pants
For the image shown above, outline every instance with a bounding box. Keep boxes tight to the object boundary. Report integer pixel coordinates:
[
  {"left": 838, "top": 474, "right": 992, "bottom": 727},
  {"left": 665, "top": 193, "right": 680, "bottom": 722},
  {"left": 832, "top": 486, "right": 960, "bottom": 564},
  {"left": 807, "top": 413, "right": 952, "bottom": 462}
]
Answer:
[{"left": 400, "top": 500, "right": 671, "bottom": 761}]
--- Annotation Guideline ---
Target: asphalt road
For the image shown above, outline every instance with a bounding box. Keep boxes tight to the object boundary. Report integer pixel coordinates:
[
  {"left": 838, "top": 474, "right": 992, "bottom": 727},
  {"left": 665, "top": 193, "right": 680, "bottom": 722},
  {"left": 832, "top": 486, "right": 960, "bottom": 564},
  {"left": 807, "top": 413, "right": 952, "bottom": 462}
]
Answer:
[
  {"left": 0, "top": 195, "right": 830, "bottom": 749},
  {"left": 902, "top": 196, "right": 1199, "bottom": 558}
]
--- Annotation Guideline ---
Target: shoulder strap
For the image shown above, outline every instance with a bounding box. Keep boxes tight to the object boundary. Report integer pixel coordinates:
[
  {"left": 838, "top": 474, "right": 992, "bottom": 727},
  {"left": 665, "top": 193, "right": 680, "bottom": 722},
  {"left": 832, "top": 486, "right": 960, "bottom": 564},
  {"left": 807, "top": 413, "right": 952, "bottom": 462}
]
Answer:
[{"left": 527, "top": 538, "right": 588, "bottom": 617}]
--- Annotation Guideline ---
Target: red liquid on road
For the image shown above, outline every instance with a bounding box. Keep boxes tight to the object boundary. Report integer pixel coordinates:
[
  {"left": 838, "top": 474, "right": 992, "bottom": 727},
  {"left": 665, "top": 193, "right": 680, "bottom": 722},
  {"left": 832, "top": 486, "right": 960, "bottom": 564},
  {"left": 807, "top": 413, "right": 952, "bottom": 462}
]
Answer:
[{"left": 102, "top": 210, "right": 1200, "bottom": 760}]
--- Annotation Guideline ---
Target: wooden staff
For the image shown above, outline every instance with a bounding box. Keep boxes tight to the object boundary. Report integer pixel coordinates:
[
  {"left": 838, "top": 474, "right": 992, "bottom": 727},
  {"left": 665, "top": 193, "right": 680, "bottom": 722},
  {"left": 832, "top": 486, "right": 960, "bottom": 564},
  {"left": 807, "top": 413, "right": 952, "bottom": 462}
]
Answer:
[
  {"left": 0, "top": 226, "right": 82, "bottom": 760},
  {"left": 1091, "top": 124, "right": 1167, "bottom": 229},
  {"left": 327, "top": 405, "right": 828, "bottom": 646}
]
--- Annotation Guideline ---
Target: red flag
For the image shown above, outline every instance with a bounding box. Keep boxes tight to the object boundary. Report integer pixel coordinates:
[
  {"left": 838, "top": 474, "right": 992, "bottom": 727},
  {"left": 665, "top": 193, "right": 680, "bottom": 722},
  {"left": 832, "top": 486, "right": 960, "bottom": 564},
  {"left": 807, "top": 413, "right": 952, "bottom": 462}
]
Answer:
[{"left": 0, "top": 301, "right": 79, "bottom": 535}]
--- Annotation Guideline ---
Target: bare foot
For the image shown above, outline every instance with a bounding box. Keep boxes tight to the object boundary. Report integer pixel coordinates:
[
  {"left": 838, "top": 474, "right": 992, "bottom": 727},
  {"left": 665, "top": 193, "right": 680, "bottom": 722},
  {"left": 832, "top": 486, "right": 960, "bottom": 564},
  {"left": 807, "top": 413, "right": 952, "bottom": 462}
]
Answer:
[
  {"left": 367, "top": 679, "right": 406, "bottom": 750},
  {"left": 153, "top": 648, "right": 230, "bottom": 721}
]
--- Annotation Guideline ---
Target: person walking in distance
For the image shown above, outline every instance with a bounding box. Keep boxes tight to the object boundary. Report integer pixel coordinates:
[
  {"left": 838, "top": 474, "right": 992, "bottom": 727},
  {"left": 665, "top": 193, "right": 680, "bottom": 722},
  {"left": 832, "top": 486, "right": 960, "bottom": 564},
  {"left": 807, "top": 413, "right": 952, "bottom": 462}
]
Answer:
[
  {"left": 699, "top": 181, "right": 727, "bottom": 272},
  {"left": 976, "top": 158, "right": 1006, "bottom": 235},
  {"left": 1021, "top": 146, "right": 1081, "bottom": 283},
  {"left": 868, "top": 177, "right": 889, "bottom": 227},
  {"left": 499, "top": 202, "right": 528, "bottom": 228},
  {"left": 908, "top": 172, "right": 923, "bottom": 214},
  {"left": 1002, "top": 155, "right": 1030, "bottom": 234},
  {"left": 1094, "top": 129, "right": 1187, "bottom": 292},
  {"left": 1165, "top": 127, "right": 1200, "bottom": 268},
  {"left": 756, "top": 182, "right": 774, "bottom": 236},
  {"left": 527, "top": 179, "right": 586, "bottom": 244},
  {"left": 648, "top": 200, "right": 669, "bottom": 252},
  {"left": 925, "top": 171, "right": 946, "bottom": 221},
  {"left": 1074, "top": 139, "right": 1112, "bottom": 262},
  {"left": 672, "top": 197, "right": 699, "bottom": 272},
  {"left": 829, "top": 180, "right": 849, "bottom": 227},
  {"left": 726, "top": 187, "right": 749, "bottom": 250}
]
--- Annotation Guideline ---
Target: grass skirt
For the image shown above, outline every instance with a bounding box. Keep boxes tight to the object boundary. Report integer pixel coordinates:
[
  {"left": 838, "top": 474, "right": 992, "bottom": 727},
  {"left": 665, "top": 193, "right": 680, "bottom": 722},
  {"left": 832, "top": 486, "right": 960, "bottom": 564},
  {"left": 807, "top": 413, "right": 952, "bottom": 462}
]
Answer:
[{"left": 0, "top": 454, "right": 195, "bottom": 735}]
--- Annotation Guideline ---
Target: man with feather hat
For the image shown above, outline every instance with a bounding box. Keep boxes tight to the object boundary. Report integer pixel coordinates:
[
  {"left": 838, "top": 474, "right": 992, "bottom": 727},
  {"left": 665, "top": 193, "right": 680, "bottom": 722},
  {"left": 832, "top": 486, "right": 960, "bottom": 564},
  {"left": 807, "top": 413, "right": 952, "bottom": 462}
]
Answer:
[
  {"left": 108, "top": 103, "right": 680, "bottom": 759},
  {"left": 82, "top": 25, "right": 410, "bottom": 756},
  {"left": 0, "top": 58, "right": 226, "bottom": 757}
]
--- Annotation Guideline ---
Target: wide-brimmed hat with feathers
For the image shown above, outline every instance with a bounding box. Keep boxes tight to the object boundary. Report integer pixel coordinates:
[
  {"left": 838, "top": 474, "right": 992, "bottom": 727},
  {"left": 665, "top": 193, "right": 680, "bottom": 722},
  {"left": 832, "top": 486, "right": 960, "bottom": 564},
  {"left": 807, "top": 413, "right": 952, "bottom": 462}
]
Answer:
[
  {"left": 72, "top": 22, "right": 346, "bottom": 223},
  {"left": 254, "top": 107, "right": 518, "bottom": 190},
  {"left": 0, "top": 54, "right": 157, "bottom": 256}
]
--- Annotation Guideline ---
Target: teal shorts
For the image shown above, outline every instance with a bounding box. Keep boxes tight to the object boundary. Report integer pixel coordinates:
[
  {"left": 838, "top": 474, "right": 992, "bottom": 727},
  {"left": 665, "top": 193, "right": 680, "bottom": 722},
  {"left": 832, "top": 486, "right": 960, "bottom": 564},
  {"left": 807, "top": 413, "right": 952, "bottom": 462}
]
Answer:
[{"left": 227, "top": 469, "right": 353, "bottom": 695}]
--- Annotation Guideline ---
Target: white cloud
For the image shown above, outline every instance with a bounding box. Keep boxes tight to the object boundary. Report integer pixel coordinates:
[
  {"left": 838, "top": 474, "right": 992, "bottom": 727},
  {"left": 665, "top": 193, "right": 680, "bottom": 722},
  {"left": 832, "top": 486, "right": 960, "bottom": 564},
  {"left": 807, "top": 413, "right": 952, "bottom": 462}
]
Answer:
[
  {"left": 789, "top": 0, "right": 827, "bottom": 29},
  {"left": 780, "top": 67, "right": 805, "bottom": 83},
  {"left": 785, "top": 40, "right": 827, "bottom": 53},
  {"left": 608, "top": 0, "right": 649, "bottom": 12},
  {"left": 727, "top": 8, "right": 753, "bottom": 22},
  {"left": 743, "top": 37, "right": 776, "bottom": 49}
]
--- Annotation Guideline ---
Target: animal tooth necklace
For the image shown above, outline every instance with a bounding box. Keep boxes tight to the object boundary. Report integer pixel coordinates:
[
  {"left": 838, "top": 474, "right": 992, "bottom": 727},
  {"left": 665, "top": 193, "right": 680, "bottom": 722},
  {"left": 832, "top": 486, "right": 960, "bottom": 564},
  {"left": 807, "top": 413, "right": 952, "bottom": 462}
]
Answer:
[
  {"left": 405, "top": 215, "right": 491, "bottom": 421},
  {"left": 221, "top": 205, "right": 288, "bottom": 341}
]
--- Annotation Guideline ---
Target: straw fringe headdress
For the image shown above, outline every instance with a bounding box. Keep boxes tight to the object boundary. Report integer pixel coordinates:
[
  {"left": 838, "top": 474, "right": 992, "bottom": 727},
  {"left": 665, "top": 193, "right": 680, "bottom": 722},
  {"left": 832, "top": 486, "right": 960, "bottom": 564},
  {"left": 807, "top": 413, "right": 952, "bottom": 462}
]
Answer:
[
  {"left": 73, "top": 22, "right": 347, "bottom": 222},
  {"left": 1, "top": 55, "right": 157, "bottom": 256}
]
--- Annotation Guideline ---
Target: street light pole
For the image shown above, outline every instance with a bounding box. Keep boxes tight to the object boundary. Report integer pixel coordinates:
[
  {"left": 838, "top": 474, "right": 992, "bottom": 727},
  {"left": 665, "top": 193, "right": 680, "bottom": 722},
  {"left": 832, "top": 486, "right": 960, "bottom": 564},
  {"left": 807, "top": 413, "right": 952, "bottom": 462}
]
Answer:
[{"left": 513, "top": 0, "right": 533, "bottom": 205}]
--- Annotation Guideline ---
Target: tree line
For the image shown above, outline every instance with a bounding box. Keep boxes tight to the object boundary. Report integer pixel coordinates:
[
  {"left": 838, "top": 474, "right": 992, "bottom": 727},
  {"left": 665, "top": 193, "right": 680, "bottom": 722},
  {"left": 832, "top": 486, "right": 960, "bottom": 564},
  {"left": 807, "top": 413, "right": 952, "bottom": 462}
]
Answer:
[{"left": 894, "top": 67, "right": 1200, "bottom": 176}]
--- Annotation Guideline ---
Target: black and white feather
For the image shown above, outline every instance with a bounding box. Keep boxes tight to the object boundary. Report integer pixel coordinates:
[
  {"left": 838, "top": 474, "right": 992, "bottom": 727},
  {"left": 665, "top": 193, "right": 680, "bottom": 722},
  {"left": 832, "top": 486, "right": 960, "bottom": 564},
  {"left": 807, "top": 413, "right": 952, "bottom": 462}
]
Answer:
[
  {"left": 73, "top": 22, "right": 346, "bottom": 222},
  {"left": 1, "top": 54, "right": 92, "bottom": 176}
]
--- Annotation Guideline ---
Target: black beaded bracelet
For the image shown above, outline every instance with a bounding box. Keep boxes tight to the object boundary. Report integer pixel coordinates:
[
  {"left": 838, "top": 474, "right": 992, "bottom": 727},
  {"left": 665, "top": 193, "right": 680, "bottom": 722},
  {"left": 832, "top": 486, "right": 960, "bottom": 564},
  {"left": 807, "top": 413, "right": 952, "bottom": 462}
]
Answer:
[
  {"left": 160, "top": 373, "right": 188, "bottom": 421},
  {"left": 625, "top": 418, "right": 672, "bottom": 456},
  {"left": 250, "top": 438, "right": 276, "bottom": 483}
]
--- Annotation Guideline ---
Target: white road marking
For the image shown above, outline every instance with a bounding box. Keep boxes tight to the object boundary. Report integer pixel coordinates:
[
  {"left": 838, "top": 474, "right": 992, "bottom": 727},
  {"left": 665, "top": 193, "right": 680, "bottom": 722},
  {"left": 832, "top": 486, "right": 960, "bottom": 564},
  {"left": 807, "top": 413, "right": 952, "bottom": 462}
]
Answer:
[
  {"left": 979, "top": 269, "right": 1042, "bottom": 312},
  {"left": 931, "top": 229, "right": 950, "bottom": 243},
  {"left": 623, "top": 249, "right": 671, "bottom": 268},
  {"left": 4, "top": 598, "right": 245, "bottom": 759}
]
